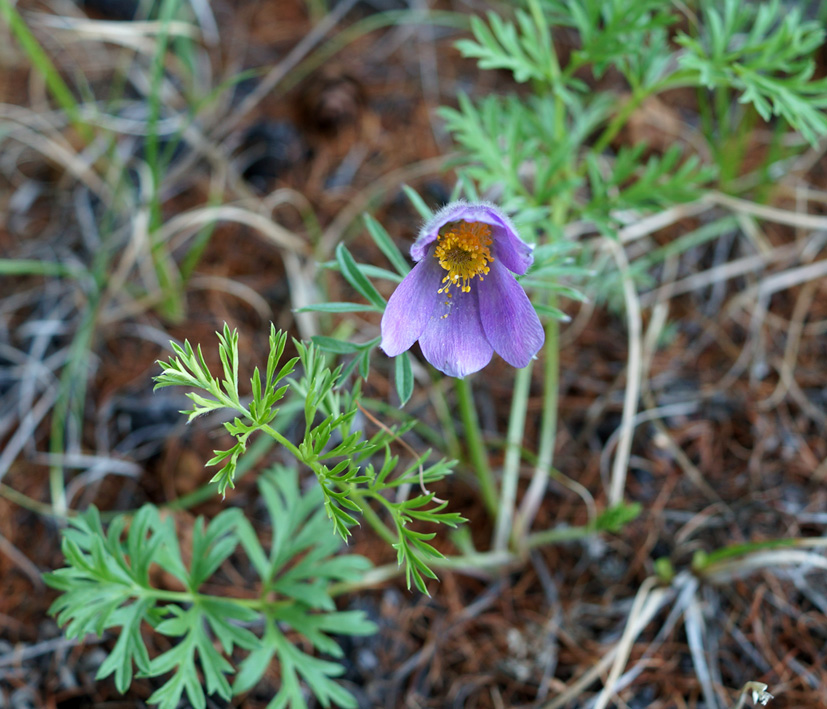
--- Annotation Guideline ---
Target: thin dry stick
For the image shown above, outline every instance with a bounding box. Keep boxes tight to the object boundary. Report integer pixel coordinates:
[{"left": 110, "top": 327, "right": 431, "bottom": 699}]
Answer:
[
  {"left": 355, "top": 402, "right": 444, "bottom": 502},
  {"left": 593, "top": 574, "right": 697, "bottom": 709},
  {"left": 547, "top": 576, "right": 673, "bottom": 709},
  {"left": 0, "top": 388, "right": 60, "bottom": 482},
  {"left": 317, "top": 155, "right": 451, "bottom": 258},
  {"left": 215, "top": 0, "right": 359, "bottom": 142},
  {"left": 161, "top": 205, "right": 307, "bottom": 253},
  {"left": 685, "top": 594, "right": 723, "bottom": 709},
  {"left": 759, "top": 280, "right": 817, "bottom": 410},
  {"left": 640, "top": 239, "right": 810, "bottom": 307},
  {"left": 599, "top": 401, "right": 704, "bottom": 480},
  {"left": 709, "top": 191, "right": 827, "bottom": 231},
  {"left": 29, "top": 13, "right": 199, "bottom": 42},
  {"left": 282, "top": 251, "right": 319, "bottom": 341},
  {"left": 753, "top": 257, "right": 827, "bottom": 298},
  {"left": 604, "top": 239, "right": 643, "bottom": 506},
  {"left": 188, "top": 275, "right": 272, "bottom": 320},
  {"left": 2, "top": 119, "right": 110, "bottom": 199},
  {"left": 569, "top": 199, "right": 714, "bottom": 245},
  {"left": 0, "top": 531, "right": 44, "bottom": 589},
  {"left": 103, "top": 162, "right": 154, "bottom": 306},
  {"left": 640, "top": 255, "right": 732, "bottom": 505},
  {"left": 712, "top": 258, "right": 827, "bottom": 392}
]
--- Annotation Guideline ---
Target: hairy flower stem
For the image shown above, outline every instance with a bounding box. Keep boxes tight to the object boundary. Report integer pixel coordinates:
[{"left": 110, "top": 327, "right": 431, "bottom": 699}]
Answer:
[
  {"left": 515, "top": 317, "right": 559, "bottom": 541},
  {"left": 492, "top": 363, "right": 533, "bottom": 552},
  {"left": 455, "top": 377, "right": 497, "bottom": 517}
]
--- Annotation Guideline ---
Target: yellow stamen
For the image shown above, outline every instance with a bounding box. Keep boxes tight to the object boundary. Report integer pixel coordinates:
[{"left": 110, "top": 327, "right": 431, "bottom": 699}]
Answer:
[{"left": 433, "top": 221, "right": 493, "bottom": 294}]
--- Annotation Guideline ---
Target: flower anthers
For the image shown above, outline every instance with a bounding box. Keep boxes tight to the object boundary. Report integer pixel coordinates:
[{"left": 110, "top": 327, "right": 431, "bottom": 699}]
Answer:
[{"left": 380, "top": 201, "right": 544, "bottom": 378}]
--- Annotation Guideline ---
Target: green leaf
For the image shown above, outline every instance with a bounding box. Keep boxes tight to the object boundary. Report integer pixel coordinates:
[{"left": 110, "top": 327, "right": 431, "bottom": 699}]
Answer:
[
  {"left": 311, "top": 336, "right": 362, "bottom": 354},
  {"left": 401, "top": 184, "right": 434, "bottom": 220},
  {"left": 96, "top": 600, "right": 154, "bottom": 692},
  {"left": 0, "top": 258, "right": 86, "bottom": 278},
  {"left": 334, "top": 243, "right": 386, "bottom": 309},
  {"left": 394, "top": 352, "right": 414, "bottom": 406},
  {"left": 363, "top": 212, "right": 411, "bottom": 276},
  {"left": 46, "top": 468, "right": 379, "bottom": 709},
  {"left": 457, "top": 11, "right": 551, "bottom": 84},
  {"left": 187, "top": 509, "right": 242, "bottom": 589},
  {"left": 676, "top": 0, "right": 827, "bottom": 145},
  {"left": 233, "top": 633, "right": 276, "bottom": 695},
  {"left": 595, "top": 501, "right": 642, "bottom": 533},
  {"left": 318, "top": 259, "right": 403, "bottom": 283},
  {"left": 296, "top": 302, "right": 381, "bottom": 313}
]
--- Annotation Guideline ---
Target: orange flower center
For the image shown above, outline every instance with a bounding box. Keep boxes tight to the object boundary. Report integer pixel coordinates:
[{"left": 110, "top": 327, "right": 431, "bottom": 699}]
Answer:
[{"left": 434, "top": 221, "right": 493, "bottom": 294}]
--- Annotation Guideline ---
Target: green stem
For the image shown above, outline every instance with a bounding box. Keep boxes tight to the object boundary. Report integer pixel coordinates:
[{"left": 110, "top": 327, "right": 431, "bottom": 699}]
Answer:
[
  {"left": 0, "top": 483, "right": 70, "bottom": 519},
  {"left": 588, "top": 70, "right": 699, "bottom": 162},
  {"left": 259, "top": 422, "right": 304, "bottom": 460},
  {"left": 591, "top": 91, "right": 647, "bottom": 157},
  {"left": 0, "top": 0, "right": 92, "bottom": 142},
  {"left": 146, "top": 0, "right": 184, "bottom": 320},
  {"left": 454, "top": 377, "right": 497, "bottom": 516},
  {"left": 49, "top": 300, "right": 99, "bottom": 517},
  {"left": 356, "top": 494, "right": 398, "bottom": 547},
  {"left": 360, "top": 397, "right": 448, "bottom": 450},
  {"left": 134, "top": 585, "right": 292, "bottom": 612},
  {"left": 492, "top": 363, "right": 533, "bottom": 551},
  {"left": 514, "top": 317, "right": 559, "bottom": 542},
  {"left": 428, "top": 379, "right": 462, "bottom": 460},
  {"left": 525, "top": 521, "right": 600, "bottom": 549}
]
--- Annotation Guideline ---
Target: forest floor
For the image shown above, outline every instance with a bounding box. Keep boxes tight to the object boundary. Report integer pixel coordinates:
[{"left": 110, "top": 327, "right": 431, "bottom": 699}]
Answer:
[{"left": 1, "top": 1, "right": 827, "bottom": 708}]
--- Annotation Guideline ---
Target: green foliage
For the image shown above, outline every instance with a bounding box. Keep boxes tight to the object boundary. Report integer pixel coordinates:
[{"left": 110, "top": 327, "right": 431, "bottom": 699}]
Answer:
[
  {"left": 456, "top": 7, "right": 557, "bottom": 85},
  {"left": 443, "top": 0, "right": 827, "bottom": 236},
  {"left": 394, "top": 351, "right": 414, "bottom": 406},
  {"left": 304, "top": 197, "right": 426, "bottom": 405},
  {"left": 544, "top": 0, "right": 675, "bottom": 88},
  {"left": 155, "top": 325, "right": 463, "bottom": 589},
  {"left": 677, "top": 0, "right": 827, "bottom": 145},
  {"left": 155, "top": 324, "right": 296, "bottom": 495},
  {"left": 45, "top": 467, "right": 375, "bottom": 709},
  {"left": 335, "top": 242, "right": 387, "bottom": 310},
  {"left": 584, "top": 145, "right": 717, "bottom": 232},
  {"left": 521, "top": 240, "right": 590, "bottom": 320},
  {"left": 0, "top": 0, "right": 91, "bottom": 140},
  {"left": 439, "top": 92, "right": 592, "bottom": 214},
  {"left": 370, "top": 453, "right": 464, "bottom": 592},
  {"left": 594, "top": 501, "right": 642, "bottom": 533},
  {"left": 363, "top": 213, "right": 411, "bottom": 277}
]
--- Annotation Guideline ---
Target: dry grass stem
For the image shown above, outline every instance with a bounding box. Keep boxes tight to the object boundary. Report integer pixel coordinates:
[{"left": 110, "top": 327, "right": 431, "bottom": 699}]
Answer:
[{"left": 604, "top": 238, "right": 643, "bottom": 506}]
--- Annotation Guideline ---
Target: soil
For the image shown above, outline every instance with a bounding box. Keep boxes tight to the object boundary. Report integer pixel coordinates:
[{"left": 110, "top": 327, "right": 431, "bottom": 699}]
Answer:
[{"left": 1, "top": 1, "right": 827, "bottom": 708}]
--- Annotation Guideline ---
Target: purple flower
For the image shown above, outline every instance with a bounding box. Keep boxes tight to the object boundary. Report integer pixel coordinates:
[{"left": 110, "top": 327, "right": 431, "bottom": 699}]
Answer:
[{"left": 380, "top": 201, "right": 544, "bottom": 378}]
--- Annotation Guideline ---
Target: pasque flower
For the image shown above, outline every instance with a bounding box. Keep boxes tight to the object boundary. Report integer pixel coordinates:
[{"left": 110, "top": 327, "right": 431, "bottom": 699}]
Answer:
[{"left": 380, "top": 201, "right": 544, "bottom": 378}]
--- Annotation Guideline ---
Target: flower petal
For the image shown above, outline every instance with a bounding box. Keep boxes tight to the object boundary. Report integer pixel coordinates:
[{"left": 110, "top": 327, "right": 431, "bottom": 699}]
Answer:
[
  {"left": 418, "top": 288, "right": 493, "bottom": 378},
  {"left": 478, "top": 263, "right": 544, "bottom": 368},
  {"left": 380, "top": 257, "right": 443, "bottom": 357},
  {"left": 411, "top": 201, "right": 533, "bottom": 275},
  {"left": 489, "top": 221, "right": 533, "bottom": 276}
]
